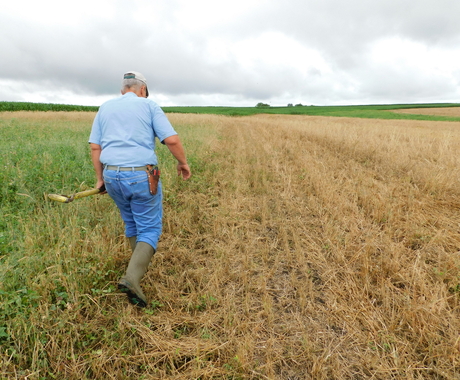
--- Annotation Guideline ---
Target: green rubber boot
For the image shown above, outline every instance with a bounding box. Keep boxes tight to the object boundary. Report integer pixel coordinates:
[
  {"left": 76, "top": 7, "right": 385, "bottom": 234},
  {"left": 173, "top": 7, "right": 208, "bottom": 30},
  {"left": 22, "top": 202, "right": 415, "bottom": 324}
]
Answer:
[
  {"left": 118, "top": 242, "right": 155, "bottom": 308},
  {"left": 128, "top": 236, "right": 137, "bottom": 252}
]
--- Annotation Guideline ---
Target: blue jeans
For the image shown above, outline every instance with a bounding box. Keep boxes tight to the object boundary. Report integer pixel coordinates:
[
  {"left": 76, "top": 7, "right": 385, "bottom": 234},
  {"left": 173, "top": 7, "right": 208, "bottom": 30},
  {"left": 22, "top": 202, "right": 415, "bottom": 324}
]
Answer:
[{"left": 103, "top": 169, "right": 163, "bottom": 250}]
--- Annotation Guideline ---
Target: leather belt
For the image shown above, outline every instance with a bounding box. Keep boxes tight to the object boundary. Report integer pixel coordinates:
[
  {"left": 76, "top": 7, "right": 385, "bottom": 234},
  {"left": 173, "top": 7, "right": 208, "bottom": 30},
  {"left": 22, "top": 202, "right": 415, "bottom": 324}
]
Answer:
[{"left": 104, "top": 165, "right": 148, "bottom": 171}]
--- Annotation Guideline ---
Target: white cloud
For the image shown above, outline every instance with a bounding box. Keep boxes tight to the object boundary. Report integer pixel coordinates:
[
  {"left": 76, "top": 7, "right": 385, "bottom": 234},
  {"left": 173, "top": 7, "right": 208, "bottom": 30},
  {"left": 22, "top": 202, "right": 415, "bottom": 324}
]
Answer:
[
  {"left": 171, "top": 0, "right": 263, "bottom": 32},
  {"left": 369, "top": 37, "right": 460, "bottom": 74},
  {"left": 0, "top": 79, "right": 113, "bottom": 106},
  {"left": 355, "top": 37, "right": 460, "bottom": 102}
]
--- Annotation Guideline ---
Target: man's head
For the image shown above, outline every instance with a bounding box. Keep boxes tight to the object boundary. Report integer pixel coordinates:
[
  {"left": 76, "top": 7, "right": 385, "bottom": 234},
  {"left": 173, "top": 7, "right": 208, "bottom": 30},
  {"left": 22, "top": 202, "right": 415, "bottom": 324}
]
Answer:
[{"left": 121, "top": 71, "right": 149, "bottom": 98}]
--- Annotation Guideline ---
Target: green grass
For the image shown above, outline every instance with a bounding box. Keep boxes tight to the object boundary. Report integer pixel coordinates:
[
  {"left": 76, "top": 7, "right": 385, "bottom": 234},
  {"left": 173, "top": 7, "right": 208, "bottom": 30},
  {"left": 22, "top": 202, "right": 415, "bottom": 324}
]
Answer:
[
  {"left": 0, "top": 112, "right": 222, "bottom": 379},
  {"left": 2, "top": 101, "right": 460, "bottom": 121},
  {"left": 0, "top": 115, "right": 100, "bottom": 301},
  {"left": 162, "top": 103, "right": 460, "bottom": 121}
]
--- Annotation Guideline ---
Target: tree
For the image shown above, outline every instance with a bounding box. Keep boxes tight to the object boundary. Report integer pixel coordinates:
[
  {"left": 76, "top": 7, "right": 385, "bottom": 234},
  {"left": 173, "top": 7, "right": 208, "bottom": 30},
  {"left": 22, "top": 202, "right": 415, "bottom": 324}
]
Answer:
[{"left": 256, "top": 102, "right": 270, "bottom": 108}]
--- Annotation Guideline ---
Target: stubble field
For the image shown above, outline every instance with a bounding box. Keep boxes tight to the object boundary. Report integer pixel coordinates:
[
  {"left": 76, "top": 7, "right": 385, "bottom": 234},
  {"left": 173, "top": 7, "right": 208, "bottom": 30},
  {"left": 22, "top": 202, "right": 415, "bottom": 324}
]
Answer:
[
  {"left": 1, "top": 111, "right": 460, "bottom": 379},
  {"left": 392, "top": 107, "right": 460, "bottom": 117}
]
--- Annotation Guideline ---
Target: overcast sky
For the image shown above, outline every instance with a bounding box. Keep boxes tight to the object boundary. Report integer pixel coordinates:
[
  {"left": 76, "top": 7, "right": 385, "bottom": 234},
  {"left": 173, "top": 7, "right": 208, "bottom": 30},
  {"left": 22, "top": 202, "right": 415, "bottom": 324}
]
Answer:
[{"left": 1, "top": 0, "right": 460, "bottom": 107}]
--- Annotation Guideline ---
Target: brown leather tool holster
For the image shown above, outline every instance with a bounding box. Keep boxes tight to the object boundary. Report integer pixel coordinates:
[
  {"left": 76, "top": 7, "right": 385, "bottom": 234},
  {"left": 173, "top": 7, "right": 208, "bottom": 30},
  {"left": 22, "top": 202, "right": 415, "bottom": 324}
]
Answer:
[{"left": 146, "top": 165, "right": 160, "bottom": 195}]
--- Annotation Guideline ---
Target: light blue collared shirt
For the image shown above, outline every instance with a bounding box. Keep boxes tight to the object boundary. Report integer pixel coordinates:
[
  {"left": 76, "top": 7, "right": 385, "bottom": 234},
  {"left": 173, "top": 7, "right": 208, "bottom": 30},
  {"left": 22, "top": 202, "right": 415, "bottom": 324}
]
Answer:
[{"left": 89, "top": 92, "right": 177, "bottom": 166}]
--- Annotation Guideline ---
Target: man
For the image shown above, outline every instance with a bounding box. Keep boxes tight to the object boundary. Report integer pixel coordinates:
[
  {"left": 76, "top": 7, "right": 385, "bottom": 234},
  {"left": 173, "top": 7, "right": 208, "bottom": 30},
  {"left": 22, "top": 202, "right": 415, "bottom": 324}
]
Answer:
[{"left": 89, "top": 71, "right": 191, "bottom": 308}]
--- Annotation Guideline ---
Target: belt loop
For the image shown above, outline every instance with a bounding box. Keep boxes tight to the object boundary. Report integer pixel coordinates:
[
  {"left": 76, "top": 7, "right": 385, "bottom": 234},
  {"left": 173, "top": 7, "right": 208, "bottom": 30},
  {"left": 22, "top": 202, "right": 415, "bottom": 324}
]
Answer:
[{"left": 117, "top": 166, "right": 120, "bottom": 173}]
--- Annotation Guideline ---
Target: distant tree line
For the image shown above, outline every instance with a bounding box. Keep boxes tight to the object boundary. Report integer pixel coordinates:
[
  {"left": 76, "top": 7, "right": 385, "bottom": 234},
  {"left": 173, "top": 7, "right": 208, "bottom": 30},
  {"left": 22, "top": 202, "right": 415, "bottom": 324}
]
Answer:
[{"left": 256, "top": 102, "right": 305, "bottom": 108}]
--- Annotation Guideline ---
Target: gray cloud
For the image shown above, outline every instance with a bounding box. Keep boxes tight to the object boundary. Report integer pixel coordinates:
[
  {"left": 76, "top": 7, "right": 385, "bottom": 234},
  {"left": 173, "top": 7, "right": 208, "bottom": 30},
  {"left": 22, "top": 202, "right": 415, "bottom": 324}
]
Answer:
[{"left": 1, "top": 0, "right": 460, "bottom": 106}]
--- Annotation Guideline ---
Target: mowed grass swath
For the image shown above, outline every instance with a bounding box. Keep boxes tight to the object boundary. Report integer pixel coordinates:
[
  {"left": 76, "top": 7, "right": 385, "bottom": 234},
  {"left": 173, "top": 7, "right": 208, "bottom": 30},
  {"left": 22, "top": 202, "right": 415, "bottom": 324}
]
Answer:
[{"left": 1, "top": 111, "right": 460, "bottom": 379}]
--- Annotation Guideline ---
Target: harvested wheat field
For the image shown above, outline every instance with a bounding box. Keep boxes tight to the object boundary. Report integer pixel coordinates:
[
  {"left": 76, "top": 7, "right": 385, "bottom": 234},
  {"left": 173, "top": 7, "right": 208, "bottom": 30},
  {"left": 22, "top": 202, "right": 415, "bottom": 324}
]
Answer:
[
  {"left": 1, "top": 112, "right": 460, "bottom": 379},
  {"left": 392, "top": 107, "right": 460, "bottom": 117}
]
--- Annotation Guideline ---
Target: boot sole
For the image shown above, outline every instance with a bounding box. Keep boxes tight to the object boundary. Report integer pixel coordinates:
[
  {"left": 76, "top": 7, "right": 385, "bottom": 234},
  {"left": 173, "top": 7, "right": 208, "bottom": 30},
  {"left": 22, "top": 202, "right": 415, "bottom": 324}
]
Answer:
[{"left": 118, "top": 282, "right": 147, "bottom": 308}]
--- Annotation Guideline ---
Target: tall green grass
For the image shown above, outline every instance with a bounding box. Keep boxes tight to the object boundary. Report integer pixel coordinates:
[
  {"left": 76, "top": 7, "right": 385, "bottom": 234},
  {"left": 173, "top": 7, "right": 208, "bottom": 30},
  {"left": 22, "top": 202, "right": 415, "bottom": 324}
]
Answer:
[{"left": 0, "top": 112, "right": 220, "bottom": 379}]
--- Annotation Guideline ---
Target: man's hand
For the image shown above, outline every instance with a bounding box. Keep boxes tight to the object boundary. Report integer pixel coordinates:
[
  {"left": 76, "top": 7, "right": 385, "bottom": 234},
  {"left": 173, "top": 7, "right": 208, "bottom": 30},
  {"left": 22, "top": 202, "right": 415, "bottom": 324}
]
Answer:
[
  {"left": 164, "top": 135, "right": 192, "bottom": 180},
  {"left": 96, "top": 180, "right": 107, "bottom": 194},
  {"left": 177, "top": 163, "right": 191, "bottom": 180}
]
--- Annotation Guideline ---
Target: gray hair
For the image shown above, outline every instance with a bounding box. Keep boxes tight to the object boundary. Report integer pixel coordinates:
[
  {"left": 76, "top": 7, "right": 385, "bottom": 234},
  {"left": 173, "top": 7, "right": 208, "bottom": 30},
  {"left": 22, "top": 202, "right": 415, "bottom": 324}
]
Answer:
[{"left": 121, "top": 78, "right": 144, "bottom": 93}]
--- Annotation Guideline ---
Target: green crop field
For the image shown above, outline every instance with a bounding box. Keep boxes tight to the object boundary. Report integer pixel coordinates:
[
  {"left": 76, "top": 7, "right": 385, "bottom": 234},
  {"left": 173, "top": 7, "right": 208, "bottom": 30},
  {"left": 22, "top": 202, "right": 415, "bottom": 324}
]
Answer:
[
  {"left": 2, "top": 100, "right": 460, "bottom": 121},
  {"left": 1, "top": 108, "right": 460, "bottom": 379},
  {"left": 162, "top": 103, "right": 460, "bottom": 121}
]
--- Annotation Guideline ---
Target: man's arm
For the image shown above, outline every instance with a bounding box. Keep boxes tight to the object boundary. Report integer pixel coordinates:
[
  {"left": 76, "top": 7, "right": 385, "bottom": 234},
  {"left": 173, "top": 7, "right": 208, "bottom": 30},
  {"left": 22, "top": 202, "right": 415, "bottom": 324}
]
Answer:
[
  {"left": 163, "top": 135, "right": 191, "bottom": 180},
  {"left": 90, "top": 143, "right": 105, "bottom": 189}
]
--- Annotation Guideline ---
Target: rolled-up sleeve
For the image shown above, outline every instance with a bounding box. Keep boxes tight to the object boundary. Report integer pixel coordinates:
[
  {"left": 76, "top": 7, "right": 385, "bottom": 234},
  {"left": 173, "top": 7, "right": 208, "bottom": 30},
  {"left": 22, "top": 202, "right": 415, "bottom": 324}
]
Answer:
[
  {"left": 150, "top": 103, "right": 177, "bottom": 144},
  {"left": 89, "top": 111, "right": 102, "bottom": 145}
]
